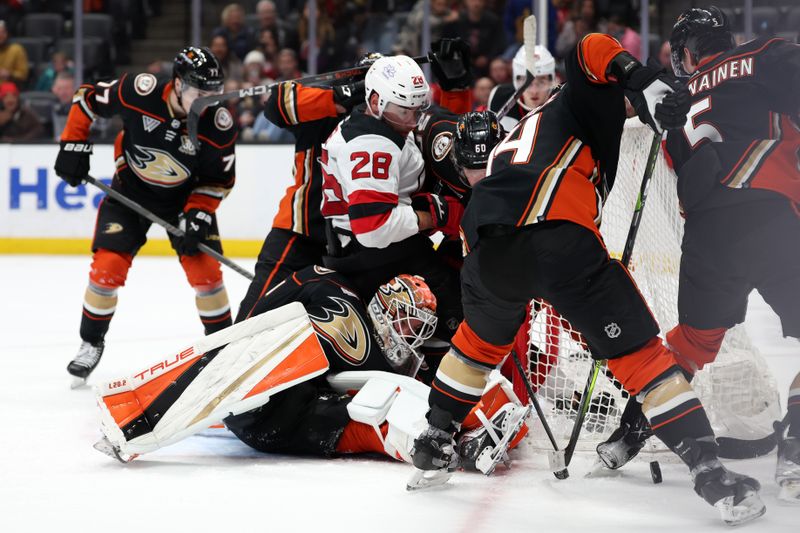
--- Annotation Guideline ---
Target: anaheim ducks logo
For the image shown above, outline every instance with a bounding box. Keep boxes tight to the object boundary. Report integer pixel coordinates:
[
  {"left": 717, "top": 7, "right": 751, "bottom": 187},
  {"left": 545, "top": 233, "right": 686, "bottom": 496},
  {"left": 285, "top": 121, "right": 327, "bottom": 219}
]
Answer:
[
  {"left": 125, "top": 144, "right": 191, "bottom": 187},
  {"left": 309, "top": 296, "right": 371, "bottom": 365},
  {"left": 103, "top": 222, "right": 124, "bottom": 234}
]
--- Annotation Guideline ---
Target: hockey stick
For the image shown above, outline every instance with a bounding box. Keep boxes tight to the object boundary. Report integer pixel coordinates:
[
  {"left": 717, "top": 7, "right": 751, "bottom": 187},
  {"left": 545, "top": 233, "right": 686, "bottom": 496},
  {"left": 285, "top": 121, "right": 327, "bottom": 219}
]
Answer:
[
  {"left": 560, "top": 132, "right": 663, "bottom": 471},
  {"left": 495, "top": 15, "right": 537, "bottom": 121},
  {"left": 511, "top": 348, "right": 569, "bottom": 479},
  {"left": 187, "top": 54, "right": 431, "bottom": 147},
  {"left": 85, "top": 176, "right": 255, "bottom": 280}
]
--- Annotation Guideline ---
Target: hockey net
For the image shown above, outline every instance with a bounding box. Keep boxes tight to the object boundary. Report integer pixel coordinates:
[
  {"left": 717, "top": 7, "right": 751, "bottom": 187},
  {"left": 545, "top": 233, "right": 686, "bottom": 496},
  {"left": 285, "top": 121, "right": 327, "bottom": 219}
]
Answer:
[{"left": 510, "top": 120, "right": 782, "bottom": 456}]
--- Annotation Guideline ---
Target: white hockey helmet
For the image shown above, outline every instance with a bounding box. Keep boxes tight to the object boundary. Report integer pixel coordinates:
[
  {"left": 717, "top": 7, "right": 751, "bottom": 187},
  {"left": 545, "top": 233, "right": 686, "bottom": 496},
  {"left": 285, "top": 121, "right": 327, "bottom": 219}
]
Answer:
[
  {"left": 364, "top": 55, "right": 431, "bottom": 118},
  {"left": 512, "top": 45, "right": 556, "bottom": 90},
  {"left": 367, "top": 274, "right": 438, "bottom": 377}
]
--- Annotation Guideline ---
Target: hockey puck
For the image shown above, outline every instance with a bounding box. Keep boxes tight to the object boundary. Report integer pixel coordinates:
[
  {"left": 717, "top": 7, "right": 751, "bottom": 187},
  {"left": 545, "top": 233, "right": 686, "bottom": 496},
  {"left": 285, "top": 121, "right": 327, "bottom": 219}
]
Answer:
[
  {"left": 649, "top": 461, "right": 662, "bottom": 484},
  {"left": 554, "top": 468, "right": 569, "bottom": 480}
]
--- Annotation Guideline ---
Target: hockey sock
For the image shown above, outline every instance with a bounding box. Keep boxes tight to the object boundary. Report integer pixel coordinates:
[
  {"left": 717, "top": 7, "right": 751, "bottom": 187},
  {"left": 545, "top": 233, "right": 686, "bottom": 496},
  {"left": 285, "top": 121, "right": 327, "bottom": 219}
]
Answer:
[
  {"left": 666, "top": 324, "right": 726, "bottom": 376},
  {"left": 641, "top": 372, "right": 715, "bottom": 454},
  {"left": 430, "top": 351, "right": 490, "bottom": 424},
  {"left": 196, "top": 284, "right": 232, "bottom": 334},
  {"left": 787, "top": 372, "right": 800, "bottom": 438},
  {"left": 80, "top": 282, "right": 116, "bottom": 343}
]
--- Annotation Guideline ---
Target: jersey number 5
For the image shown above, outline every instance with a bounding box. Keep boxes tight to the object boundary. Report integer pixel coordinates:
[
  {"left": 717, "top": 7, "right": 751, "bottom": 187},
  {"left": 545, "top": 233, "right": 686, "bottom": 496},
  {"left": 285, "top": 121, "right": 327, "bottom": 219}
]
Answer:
[
  {"left": 351, "top": 152, "right": 392, "bottom": 180},
  {"left": 683, "top": 96, "right": 722, "bottom": 149}
]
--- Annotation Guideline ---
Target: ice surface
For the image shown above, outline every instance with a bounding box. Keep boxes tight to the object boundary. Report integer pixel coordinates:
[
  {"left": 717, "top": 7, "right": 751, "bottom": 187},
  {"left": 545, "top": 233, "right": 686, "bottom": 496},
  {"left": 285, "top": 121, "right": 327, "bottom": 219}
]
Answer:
[{"left": 2, "top": 256, "right": 797, "bottom": 532}]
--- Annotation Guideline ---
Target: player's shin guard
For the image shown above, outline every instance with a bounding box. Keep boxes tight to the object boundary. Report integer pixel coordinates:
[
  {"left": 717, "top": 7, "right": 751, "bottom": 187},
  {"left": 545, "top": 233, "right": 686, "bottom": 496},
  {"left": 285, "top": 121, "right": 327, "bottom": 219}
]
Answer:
[
  {"left": 80, "top": 249, "right": 132, "bottom": 344},
  {"left": 665, "top": 324, "right": 726, "bottom": 377}
]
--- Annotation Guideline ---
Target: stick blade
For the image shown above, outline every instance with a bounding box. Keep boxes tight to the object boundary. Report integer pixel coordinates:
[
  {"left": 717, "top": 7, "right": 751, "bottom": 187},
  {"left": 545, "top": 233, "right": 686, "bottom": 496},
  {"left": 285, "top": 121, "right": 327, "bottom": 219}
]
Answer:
[{"left": 523, "top": 15, "right": 537, "bottom": 74}]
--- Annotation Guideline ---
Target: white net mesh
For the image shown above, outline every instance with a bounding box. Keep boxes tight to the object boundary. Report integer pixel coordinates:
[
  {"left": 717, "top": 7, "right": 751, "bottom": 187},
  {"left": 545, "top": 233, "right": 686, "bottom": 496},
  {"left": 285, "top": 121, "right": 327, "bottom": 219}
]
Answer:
[{"left": 517, "top": 120, "right": 782, "bottom": 455}]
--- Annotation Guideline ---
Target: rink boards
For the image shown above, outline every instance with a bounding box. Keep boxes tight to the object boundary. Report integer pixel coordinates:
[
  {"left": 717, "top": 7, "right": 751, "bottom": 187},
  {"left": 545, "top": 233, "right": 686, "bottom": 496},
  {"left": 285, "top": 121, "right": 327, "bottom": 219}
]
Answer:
[{"left": 0, "top": 144, "right": 296, "bottom": 256}]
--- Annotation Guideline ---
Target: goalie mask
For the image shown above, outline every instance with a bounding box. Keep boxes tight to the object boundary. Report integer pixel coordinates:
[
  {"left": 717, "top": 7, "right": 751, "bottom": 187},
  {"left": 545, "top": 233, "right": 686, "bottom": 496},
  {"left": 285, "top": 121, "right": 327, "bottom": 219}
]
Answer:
[
  {"left": 367, "top": 274, "right": 438, "bottom": 377},
  {"left": 450, "top": 111, "right": 502, "bottom": 187}
]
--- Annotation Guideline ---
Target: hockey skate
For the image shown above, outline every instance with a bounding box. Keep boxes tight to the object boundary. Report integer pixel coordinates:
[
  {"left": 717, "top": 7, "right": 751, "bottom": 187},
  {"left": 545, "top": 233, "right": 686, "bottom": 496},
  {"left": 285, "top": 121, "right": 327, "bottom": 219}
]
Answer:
[
  {"left": 93, "top": 436, "right": 138, "bottom": 464},
  {"left": 693, "top": 461, "right": 765, "bottom": 525},
  {"left": 775, "top": 424, "right": 800, "bottom": 504},
  {"left": 408, "top": 407, "right": 459, "bottom": 491},
  {"left": 457, "top": 402, "right": 531, "bottom": 475},
  {"left": 67, "top": 340, "right": 105, "bottom": 388},
  {"left": 595, "top": 399, "right": 652, "bottom": 470}
]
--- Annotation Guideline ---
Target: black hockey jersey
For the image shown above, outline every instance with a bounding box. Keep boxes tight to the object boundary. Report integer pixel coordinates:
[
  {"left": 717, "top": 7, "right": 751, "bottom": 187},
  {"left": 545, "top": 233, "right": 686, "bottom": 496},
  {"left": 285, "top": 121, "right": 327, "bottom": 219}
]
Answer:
[
  {"left": 264, "top": 82, "right": 343, "bottom": 244},
  {"left": 249, "top": 265, "right": 394, "bottom": 374},
  {"left": 416, "top": 103, "right": 470, "bottom": 201},
  {"left": 664, "top": 38, "right": 800, "bottom": 211},
  {"left": 461, "top": 33, "right": 628, "bottom": 250},
  {"left": 488, "top": 83, "right": 528, "bottom": 132},
  {"left": 62, "top": 73, "right": 237, "bottom": 218}
]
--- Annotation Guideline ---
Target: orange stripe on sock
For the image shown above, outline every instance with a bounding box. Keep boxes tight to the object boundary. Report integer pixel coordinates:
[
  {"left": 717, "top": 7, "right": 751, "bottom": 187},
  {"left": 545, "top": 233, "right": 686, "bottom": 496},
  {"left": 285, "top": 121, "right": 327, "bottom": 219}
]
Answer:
[
  {"left": 432, "top": 381, "right": 480, "bottom": 405},
  {"left": 650, "top": 404, "right": 703, "bottom": 430}
]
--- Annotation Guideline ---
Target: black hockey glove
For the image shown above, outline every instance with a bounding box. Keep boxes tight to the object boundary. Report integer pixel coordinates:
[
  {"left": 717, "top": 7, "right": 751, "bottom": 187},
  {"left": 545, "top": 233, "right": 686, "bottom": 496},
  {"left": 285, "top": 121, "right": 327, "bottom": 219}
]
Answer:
[
  {"left": 177, "top": 208, "right": 213, "bottom": 256},
  {"left": 429, "top": 38, "right": 472, "bottom": 91},
  {"left": 412, "top": 193, "right": 464, "bottom": 238},
  {"left": 332, "top": 80, "right": 365, "bottom": 111},
  {"left": 608, "top": 52, "right": 690, "bottom": 134},
  {"left": 54, "top": 141, "right": 93, "bottom": 187}
]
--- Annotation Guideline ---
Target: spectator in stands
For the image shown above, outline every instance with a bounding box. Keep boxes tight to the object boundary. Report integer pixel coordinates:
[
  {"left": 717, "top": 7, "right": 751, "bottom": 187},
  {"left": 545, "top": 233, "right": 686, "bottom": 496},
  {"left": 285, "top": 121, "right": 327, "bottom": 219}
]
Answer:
[
  {"left": 472, "top": 76, "right": 494, "bottom": 111},
  {"left": 275, "top": 48, "right": 302, "bottom": 82},
  {"left": 243, "top": 49, "right": 275, "bottom": 86},
  {"left": 147, "top": 59, "right": 173, "bottom": 83},
  {"left": 258, "top": 28, "right": 280, "bottom": 70},
  {"left": 555, "top": 0, "right": 597, "bottom": 58},
  {"left": 0, "top": 20, "right": 28, "bottom": 87},
  {"left": 50, "top": 71, "right": 74, "bottom": 139},
  {"left": 0, "top": 81, "right": 43, "bottom": 141},
  {"left": 657, "top": 40, "right": 671, "bottom": 70},
  {"left": 213, "top": 3, "right": 257, "bottom": 61},
  {"left": 607, "top": 15, "right": 641, "bottom": 60},
  {"left": 255, "top": 0, "right": 299, "bottom": 51},
  {"left": 394, "top": 0, "right": 458, "bottom": 57},
  {"left": 489, "top": 57, "right": 511, "bottom": 85},
  {"left": 210, "top": 34, "right": 244, "bottom": 82},
  {"left": 441, "top": 0, "right": 506, "bottom": 76},
  {"left": 34, "top": 51, "right": 71, "bottom": 92}
]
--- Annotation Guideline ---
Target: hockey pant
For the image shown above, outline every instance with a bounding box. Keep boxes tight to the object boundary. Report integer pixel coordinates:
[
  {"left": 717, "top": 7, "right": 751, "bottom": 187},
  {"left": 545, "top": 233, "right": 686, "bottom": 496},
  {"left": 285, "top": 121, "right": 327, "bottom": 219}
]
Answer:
[{"left": 95, "top": 302, "right": 328, "bottom": 458}]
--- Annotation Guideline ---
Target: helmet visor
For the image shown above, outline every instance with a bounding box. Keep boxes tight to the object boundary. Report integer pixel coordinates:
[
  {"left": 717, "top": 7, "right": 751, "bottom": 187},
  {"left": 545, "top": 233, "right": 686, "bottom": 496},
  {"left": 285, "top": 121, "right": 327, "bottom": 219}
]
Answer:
[
  {"left": 383, "top": 100, "right": 431, "bottom": 131},
  {"left": 179, "top": 83, "right": 224, "bottom": 112}
]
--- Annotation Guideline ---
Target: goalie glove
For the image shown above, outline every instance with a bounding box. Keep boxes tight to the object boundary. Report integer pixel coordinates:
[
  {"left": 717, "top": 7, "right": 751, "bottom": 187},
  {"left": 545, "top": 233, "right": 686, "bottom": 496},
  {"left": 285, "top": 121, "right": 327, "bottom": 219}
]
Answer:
[
  {"left": 429, "top": 38, "right": 472, "bottom": 91},
  {"left": 412, "top": 193, "right": 464, "bottom": 238},
  {"left": 177, "top": 208, "right": 213, "bottom": 256},
  {"left": 608, "top": 52, "right": 690, "bottom": 134}
]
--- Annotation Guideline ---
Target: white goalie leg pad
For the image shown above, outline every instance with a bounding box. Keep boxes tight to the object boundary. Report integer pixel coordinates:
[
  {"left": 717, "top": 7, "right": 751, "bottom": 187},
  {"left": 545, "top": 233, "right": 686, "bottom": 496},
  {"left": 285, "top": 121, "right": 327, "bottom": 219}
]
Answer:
[
  {"left": 329, "top": 371, "right": 431, "bottom": 463},
  {"left": 95, "top": 302, "right": 329, "bottom": 457}
]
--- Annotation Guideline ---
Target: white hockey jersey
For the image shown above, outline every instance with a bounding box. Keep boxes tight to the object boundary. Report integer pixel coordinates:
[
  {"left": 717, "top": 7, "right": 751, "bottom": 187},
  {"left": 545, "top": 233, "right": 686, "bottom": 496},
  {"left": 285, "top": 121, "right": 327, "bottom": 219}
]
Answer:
[{"left": 321, "top": 109, "right": 425, "bottom": 249}]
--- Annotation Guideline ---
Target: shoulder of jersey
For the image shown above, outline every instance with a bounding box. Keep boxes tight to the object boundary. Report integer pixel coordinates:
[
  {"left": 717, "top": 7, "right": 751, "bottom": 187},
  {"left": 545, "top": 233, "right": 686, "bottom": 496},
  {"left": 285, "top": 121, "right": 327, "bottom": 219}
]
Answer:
[
  {"left": 341, "top": 109, "right": 405, "bottom": 150},
  {"left": 118, "top": 73, "right": 170, "bottom": 113},
  {"left": 196, "top": 102, "right": 237, "bottom": 146},
  {"left": 488, "top": 83, "right": 515, "bottom": 112}
]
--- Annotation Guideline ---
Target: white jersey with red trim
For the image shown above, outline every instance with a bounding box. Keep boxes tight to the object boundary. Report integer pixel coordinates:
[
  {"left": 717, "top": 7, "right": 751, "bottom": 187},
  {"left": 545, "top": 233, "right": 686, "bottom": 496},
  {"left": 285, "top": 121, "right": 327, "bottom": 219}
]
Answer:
[{"left": 320, "top": 108, "right": 425, "bottom": 249}]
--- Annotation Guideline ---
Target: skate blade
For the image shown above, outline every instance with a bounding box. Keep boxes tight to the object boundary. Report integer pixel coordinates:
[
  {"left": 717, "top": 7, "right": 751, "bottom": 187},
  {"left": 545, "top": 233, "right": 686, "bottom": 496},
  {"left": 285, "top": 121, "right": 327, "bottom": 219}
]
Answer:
[
  {"left": 715, "top": 491, "right": 766, "bottom": 526},
  {"left": 70, "top": 375, "right": 88, "bottom": 389},
  {"left": 778, "top": 481, "right": 800, "bottom": 505},
  {"left": 406, "top": 467, "right": 452, "bottom": 491},
  {"left": 93, "top": 436, "right": 138, "bottom": 464}
]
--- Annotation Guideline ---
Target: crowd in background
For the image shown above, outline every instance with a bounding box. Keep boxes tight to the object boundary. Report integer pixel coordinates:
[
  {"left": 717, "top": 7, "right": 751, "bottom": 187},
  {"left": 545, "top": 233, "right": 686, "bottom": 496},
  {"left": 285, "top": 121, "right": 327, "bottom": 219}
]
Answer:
[{"left": 0, "top": 0, "right": 796, "bottom": 142}]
